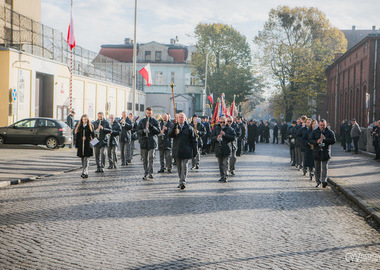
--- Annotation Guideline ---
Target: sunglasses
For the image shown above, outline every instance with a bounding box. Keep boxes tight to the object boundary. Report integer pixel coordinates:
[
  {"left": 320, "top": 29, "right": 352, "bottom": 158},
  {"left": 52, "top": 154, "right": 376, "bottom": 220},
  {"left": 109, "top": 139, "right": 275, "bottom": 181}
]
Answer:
[
  {"left": 227, "top": 121, "right": 232, "bottom": 123},
  {"left": 219, "top": 121, "right": 225, "bottom": 123}
]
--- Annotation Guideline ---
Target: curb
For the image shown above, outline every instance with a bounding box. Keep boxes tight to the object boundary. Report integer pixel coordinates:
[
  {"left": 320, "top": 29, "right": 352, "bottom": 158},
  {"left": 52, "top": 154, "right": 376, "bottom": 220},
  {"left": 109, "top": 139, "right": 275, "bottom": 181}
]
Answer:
[
  {"left": 0, "top": 151, "right": 141, "bottom": 190},
  {"left": 327, "top": 177, "right": 380, "bottom": 225}
]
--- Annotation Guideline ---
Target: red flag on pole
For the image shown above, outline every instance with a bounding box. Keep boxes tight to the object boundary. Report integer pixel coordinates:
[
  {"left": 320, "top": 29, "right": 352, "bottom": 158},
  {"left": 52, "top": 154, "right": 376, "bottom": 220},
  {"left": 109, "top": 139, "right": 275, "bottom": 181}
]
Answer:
[
  {"left": 139, "top": 63, "right": 152, "bottom": 86},
  {"left": 67, "top": 5, "right": 75, "bottom": 49},
  {"left": 207, "top": 93, "right": 214, "bottom": 104},
  {"left": 230, "top": 95, "right": 236, "bottom": 117},
  {"left": 221, "top": 93, "right": 227, "bottom": 116},
  {"left": 211, "top": 100, "right": 220, "bottom": 127}
]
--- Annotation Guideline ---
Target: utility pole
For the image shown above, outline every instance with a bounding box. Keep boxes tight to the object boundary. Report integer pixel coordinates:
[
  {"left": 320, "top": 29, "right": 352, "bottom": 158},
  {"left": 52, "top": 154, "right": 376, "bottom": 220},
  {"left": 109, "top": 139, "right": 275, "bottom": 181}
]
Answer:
[{"left": 132, "top": 0, "right": 138, "bottom": 115}]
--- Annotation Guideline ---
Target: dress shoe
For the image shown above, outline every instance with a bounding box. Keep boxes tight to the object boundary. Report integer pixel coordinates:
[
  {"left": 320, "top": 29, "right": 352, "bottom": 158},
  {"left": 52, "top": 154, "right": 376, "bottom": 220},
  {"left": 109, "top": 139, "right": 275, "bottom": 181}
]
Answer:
[
  {"left": 291, "top": 163, "right": 296, "bottom": 166},
  {"left": 108, "top": 165, "right": 113, "bottom": 169},
  {"left": 84, "top": 174, "right": 88, "bottom": 178},
  {"left": 100, "top": 168, "right": 104, "bottom": 173},
  {"left": 81, "top": 174, "right": 85, "bottom": 178},
  {"left": 148, "top": 175, "right": 154, "bottom": 179},
  {"left": 95, "top": 169, "right": 101, "bottom": 173},
  {"left": 168, "top": 169, "right": 172, "bottom": 173},
  {"left": 158, "top": 169, "right": 165, "bottom": 173},
  {"left": 195, "top": 164, "right": 199, "bottom": 169},
  {"left": 315, "top": 183, "right": 321, "bottom": 188},
  {"left": 143, "top": 175, "right": 148, "bottom": 180},
  {"left": 180, "top": 184, "right": 186, "bottom": 190},
  {"left": 322, "top": 182, "right": 328, "bottom": 188},
  {"left": 230, "top": 171, "right": 235, "bottom": 175}
]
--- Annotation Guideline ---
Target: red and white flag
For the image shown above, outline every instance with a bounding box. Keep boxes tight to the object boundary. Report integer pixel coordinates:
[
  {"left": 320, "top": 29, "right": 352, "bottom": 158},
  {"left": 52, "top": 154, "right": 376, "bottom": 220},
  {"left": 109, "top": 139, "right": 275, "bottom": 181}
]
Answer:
[
  {"left": 67, "top": 6, "right": 75, "bottom": 49},
  {"left": 207, "top": 93, "right": 214, "bottom": 104},
  {"left": 230, "top": 95, "right": 236, "bottom": 117},
  {"left": 139, "top": 64, "right": 152, "bottom": 87}
]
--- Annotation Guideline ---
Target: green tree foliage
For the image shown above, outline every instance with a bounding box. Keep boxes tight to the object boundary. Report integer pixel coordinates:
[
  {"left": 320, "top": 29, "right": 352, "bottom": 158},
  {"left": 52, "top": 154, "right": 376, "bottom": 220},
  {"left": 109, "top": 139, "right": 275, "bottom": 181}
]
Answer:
[
  {"left": 254, "top": 6, "right": 347, "bottom": 121},
  {"left": 192, "top": 23, "right": 264, "bottom": 106}
]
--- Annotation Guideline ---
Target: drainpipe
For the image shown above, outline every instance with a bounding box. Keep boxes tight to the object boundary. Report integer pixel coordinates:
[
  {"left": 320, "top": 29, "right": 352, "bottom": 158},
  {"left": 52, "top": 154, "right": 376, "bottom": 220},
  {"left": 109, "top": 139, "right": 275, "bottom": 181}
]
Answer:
[{"left": 373, "top": 39, "right": 378, "bottom": 122}]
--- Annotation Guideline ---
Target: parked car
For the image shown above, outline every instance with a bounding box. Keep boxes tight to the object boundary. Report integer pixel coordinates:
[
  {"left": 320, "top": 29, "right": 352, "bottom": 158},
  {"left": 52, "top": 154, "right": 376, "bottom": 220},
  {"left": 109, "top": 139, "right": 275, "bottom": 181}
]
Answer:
[{"left": 0, "top": 118, "right": 73, "bottom": 149}]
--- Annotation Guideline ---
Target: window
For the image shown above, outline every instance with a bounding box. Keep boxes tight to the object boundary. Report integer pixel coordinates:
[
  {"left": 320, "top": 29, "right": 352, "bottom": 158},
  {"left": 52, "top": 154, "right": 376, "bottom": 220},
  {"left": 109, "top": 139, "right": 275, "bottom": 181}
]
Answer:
[
  {"left": 155, "top": 71, "right": 163, "bottom": 85},
  {"left": 37, "top": 120, "right": 57, "bottom": 127},
  {"left": 140, "top": 104, "right": 145, "bottom": 112},
  {"left": 171, "top": 72, "right": 175, "bottom": 84},
  {"left": 14, "top": 119, "right": 36, "bottom": 128},
  {"left": 155, "top": 51, "right": 162, "bottom": 61},
  {"left": 135, "top": 103, "right": 139, "bottom": 111},
  {"left": 145, "top": 51, "right": 151, "bottom": 61},
  {"left": 127, "top": 102, "right": 132, "bottom": 110},
  {"left": 190, "top": 76, "right": 197, "bottom": 86}
]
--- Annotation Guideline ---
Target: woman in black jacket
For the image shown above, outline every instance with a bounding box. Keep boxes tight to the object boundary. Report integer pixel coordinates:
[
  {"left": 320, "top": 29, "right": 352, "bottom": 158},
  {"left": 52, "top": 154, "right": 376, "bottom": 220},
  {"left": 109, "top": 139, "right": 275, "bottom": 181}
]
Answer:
[
  {"left": 75, "top": 114, "right": 95, "bottom": 179},
  {"left": 302, "top": 119, "right": 315, "bottom": 180}
]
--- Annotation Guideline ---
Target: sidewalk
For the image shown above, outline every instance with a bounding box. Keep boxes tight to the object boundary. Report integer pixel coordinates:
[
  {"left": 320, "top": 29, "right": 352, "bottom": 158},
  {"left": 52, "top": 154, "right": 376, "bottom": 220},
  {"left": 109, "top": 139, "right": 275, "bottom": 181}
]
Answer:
[
  {"left": 328, "top": 145, "right": 380, "bottom": 224},
  {"left": 0, "top": 144, "right": 140, "bottom": 189}
]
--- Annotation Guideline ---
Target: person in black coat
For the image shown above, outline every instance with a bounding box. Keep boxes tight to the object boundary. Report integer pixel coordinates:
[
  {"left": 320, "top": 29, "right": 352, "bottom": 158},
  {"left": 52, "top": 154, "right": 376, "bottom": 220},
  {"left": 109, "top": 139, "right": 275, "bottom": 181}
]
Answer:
[
  {"left": 190, "top": 115, "right": 206, "bottom": 169},
  {"left": 273, "top": 123, "right": 279, "bottom": 144},
  {"left": 228, "top": 116, "right": 241, "bottom": 175},
  {"left": 372, "top": 120, "right": 380, "bottom": 160},
  {"left": 75, "top": 114, "right": 95, "bottom": 179},
  {"left": 280, "top": 121, "right": 288, "bottom": 144},
  {"left": 211, "top": 116, "right": 236, "bottom": 182},
  {"left": 247, "top": 120, "right": 257, "bottom": 152},
  {"left": 308, "top": 119, "right": 336, "bottom": 188},
  {"left": 67, "top": 110, "right": 76, "bottom": 147},
  {"left": 169, "top": 112, "right": 197, "bottom": 189},
  {"left": 297, "top": 120, "right": 309, "bottom": 174},
  {"left": 201, "top": 117, "right": 212, "bottom": 155},
  {"left": 107, "top": 114, "right": 121, "bottom": 169},
  {"left": 264, "top": 122, "right": 270, "bottom": 143},
  {"left": 119, "top": 111, "right": 133, "bottom": 166},
  {"left": 302, "top": 119, "right": 315, "bottom": 180},
  {"left": 340, "top": 120, "right": 348, "bottom": 151},
  {"left": 137, "top": 107, "right": 161, "bottom": 180},
  {"left": 288, "top": 121, "right": 297, "bottom": 166},
  {"left": 158, "top": 113, "right": 174, "bottom": 173},
  {"left": 258, "top": 120, "right": 264, "bottom": 143},
  {"left": 236, "top": 117, "right": 246, "bottom": 156},
  {"left": 93, "top": 112, "right": 111, "bottom": 173}
]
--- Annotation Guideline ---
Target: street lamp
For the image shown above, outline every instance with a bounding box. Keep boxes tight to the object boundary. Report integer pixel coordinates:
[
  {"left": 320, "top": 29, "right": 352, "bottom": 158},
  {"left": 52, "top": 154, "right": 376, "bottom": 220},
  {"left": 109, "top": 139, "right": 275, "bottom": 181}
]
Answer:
[
  {"left": 132, "top": 0, "right": 138, "bottom": 115},
  {"left": 203, "top": 50, "right": 212, "bottom": 116}
]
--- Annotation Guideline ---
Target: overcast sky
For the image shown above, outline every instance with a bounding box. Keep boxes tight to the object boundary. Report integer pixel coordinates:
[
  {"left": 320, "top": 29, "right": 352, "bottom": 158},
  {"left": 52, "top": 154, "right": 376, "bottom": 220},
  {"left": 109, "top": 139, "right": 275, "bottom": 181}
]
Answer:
[{"left": 42, "top": 0, "right": 379, "bottom": 53}]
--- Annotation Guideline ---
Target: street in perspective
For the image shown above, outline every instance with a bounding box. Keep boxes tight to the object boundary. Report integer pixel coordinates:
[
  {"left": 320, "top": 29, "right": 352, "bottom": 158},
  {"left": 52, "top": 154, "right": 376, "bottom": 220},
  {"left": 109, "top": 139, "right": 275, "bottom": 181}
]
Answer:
[{"left": 1, "top": 0, "right": 380, "bottom": 269}]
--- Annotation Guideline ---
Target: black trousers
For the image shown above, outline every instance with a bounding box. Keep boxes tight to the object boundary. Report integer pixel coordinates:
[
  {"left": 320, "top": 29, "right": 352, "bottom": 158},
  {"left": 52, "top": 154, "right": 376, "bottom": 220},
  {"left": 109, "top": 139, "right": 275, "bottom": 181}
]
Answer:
[
  {"left": 353, "top": 136, "right": 360, "bottom": 154},
  {"left": 376, "top": 143, "right": 380, "bottom": 159},
  {"left": 237, "top": 138, "right": 243, "bottom": 156},
  {"left": 248, "top": 141, "right": 255, "bottom": 152}
]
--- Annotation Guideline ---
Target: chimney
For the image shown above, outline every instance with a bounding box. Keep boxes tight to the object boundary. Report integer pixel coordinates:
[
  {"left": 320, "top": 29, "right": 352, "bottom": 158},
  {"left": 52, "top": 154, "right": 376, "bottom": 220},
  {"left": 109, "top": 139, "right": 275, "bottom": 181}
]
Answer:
[
  {"left": 373, "top": 26, "right": 376, "bottom": 31},
  {"left": 170, "top": 38, "right": 175, "bottom": 45},
  {"left": 124, "top": 38, "right": 131, "bottom": 44},
  {"left": 352, "top": 25, "right": 356, "bottom": 31}
]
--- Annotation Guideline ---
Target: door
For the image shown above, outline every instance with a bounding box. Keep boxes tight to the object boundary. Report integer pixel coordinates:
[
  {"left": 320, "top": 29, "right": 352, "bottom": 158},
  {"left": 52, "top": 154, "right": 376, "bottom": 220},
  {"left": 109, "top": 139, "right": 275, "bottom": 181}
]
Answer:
[
  {"left": 6, "top": 119, "right": 37, "bottom": 144},
  {"left": 35, "top": 75, "right": 42, "bottom": 117},
  {"left": 34, "top": 119, "right": 57, "bottom": 144}
]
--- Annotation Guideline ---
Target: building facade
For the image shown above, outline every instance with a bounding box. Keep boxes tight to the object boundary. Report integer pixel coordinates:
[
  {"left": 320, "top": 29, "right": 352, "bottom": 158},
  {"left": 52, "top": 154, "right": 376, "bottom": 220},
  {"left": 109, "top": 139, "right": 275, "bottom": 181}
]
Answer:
[
  {"left": 0, "top": 2, "right": 146, "bottom": 127},
  {"left": 99, "top": 39, "right": 204, "bottom": 117},
  {"left": 326, "top": 34, "right": 380, "bottom": 133}
]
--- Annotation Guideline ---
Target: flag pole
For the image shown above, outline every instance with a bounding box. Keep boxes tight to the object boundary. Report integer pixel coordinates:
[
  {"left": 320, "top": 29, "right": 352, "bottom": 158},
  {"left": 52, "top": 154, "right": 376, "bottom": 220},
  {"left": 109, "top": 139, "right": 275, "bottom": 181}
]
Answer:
[
  {"left": 132, "top": 0, "right": 138, "bottom": 115},
  {"left": 69, "top": 0, "right": 73, "bottom": 113}
]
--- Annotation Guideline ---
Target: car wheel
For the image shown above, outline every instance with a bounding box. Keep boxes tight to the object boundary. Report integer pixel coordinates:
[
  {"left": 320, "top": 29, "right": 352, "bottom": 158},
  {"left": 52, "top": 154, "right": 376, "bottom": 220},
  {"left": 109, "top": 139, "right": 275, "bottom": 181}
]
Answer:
[
  {"left": 0, "top": 135, "right": 4, "bottom": 144},
  {"left": 45, "top": 136, "right": 58, "bottom": 149}
]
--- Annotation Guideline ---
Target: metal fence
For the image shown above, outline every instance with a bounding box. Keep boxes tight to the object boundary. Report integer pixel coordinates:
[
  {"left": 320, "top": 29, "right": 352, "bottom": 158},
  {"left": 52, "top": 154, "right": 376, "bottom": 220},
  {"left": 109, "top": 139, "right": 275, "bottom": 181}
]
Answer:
[{"left": 0, "top": 5, "right": 144, "bottom": 88}]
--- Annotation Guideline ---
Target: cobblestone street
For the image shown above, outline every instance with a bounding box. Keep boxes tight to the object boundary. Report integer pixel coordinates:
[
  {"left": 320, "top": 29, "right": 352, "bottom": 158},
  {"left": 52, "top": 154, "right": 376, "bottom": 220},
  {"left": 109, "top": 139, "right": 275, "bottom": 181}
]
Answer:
[{"left": 1, "top": 143, "right": 380, "bottom": 269}]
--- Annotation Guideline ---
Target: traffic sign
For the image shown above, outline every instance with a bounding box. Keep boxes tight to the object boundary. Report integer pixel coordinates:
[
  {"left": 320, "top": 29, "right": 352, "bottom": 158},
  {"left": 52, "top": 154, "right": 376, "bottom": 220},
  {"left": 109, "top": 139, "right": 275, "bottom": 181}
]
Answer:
[{"left": 280, "top": 113, "right": 284, "bottom": 119}]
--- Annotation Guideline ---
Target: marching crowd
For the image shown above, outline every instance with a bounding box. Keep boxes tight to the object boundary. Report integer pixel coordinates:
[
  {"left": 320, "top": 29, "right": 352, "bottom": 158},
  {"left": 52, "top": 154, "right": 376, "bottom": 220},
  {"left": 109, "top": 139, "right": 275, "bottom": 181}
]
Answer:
[{"left": 67, "top": 107, "right": 379, "bottom": 190}]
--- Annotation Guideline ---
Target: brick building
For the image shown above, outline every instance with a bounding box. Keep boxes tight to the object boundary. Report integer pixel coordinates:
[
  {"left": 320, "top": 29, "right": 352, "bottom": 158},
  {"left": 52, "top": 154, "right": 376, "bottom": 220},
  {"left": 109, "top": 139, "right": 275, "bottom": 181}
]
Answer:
[{"left": 326, "top": 34, "right": 380, "bottom": 133}]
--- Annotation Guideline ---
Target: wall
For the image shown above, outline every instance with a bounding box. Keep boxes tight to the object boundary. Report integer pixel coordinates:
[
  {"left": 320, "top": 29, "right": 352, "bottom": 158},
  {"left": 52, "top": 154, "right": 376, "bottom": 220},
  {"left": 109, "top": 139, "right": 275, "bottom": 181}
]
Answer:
[{"left": 0, "top": 49, "right": 146, "bottom": 126}]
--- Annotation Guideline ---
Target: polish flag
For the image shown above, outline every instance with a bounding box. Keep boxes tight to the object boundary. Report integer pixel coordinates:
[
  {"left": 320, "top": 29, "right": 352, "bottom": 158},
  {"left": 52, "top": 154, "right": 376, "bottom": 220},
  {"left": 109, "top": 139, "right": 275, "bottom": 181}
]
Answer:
[
  {"left": 139, "top": 64, "right": 152, "bottom": 87},
  {"left": 207, "top": 93, "right": 214, "bottom": 104},
  {"left": 67, "top": 7, "right": 75, "bottom": 49}
]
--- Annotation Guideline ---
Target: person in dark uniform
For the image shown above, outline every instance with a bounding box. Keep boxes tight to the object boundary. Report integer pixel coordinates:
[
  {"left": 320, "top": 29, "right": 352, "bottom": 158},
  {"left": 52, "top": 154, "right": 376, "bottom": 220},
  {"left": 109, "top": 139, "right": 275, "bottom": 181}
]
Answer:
[
  {"left": 280, "top": 121, "right": 288, "bottom": 144},
  {"left": 75, "top": 114, "right": 94, "bottom": 179},
  {"left": 119, "top": 111, "right": 133, "bottom": 166},
  {"left": 228, "top": 116, "right": 241, "bottom": 175},
  {"left": 298, "top": 118, "right": 309, "bottom": 174},
  {"left": 93, "top": 112, "right": 111, "bottom": 173},
  {"left": 169, "top": 112, "right": 197, "bottom": 189},
  {"left": 302, "top": 119, "right": 315, "bottom": 180},
  {"left": 190, "top": 115, "right": 205, "bottom": 169},
  {"left": 294, "top": 118, "right": 302, "bottom": 169},
  {"left": 247, "top": 119, "right": 257, "bottom": 152},
  {"left": 372, "top": 120, "right": 380, "bottom": 160},
  {"left": 308, "top": 119, "right": 336, "bottom": 188},
  {"left": 107, "top": 114, "right": 121, "bottom": 169},
  {"left": 137, "top": 107, "right": 161, "bottom": 180},
  {"left": 340, "top": 120, "right": 348, "bottom": 151},
  {"left": 211, "top": 116, "right": 236, "bottom": 182},
  {"left": 158, "top": 113, "right": 173, "bottom": 173},
  {"left": 258, "top": 120, "right": 264, "bottom": 143},
  {"left": 201, "top": 116, "right": 212, "bottom": 155},
  {"left": 236, "top": 116, "right": 246, "bottom": 156},
  {"left": 264, "top": 122, "right": 270, "bottom": 143},
  {"left": 273, "top": 123, "right": 279, "bottom": 144},
  {"left": 288, "top": 121, "right": 297, "bottom": 166},
  {"left": 67, "top": 110, "right": 76, "bottom": 147}
]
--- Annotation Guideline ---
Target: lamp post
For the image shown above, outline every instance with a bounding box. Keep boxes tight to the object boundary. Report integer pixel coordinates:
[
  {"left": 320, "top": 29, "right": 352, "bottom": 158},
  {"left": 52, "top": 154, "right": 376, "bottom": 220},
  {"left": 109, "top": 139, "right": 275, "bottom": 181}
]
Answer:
[
  {"left": 203, "top": 50, "right": 212, "bottom": 116},
  {"left": 132, "top": 0, "right": 138, "bottom": 115}
]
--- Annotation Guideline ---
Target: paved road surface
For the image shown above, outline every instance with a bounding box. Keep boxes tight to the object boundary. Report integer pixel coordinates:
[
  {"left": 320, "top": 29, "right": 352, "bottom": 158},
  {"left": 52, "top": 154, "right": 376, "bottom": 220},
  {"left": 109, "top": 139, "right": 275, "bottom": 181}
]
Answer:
[{"left": 1, "top": 143, "right": 379, "bottom": 269}]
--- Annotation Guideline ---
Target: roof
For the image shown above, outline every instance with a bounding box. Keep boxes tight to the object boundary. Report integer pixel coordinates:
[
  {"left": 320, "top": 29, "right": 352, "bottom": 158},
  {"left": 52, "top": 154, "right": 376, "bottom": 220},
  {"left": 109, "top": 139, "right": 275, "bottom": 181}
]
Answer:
[
  {"left": 326, "top": 34, "right": 380, "bottom": 71},
  {"left": 342, "top": 29, "right": 380, "bottom": 50},
  {"left": 99, "top": 47, "right": 136, "bottom": 62}
]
